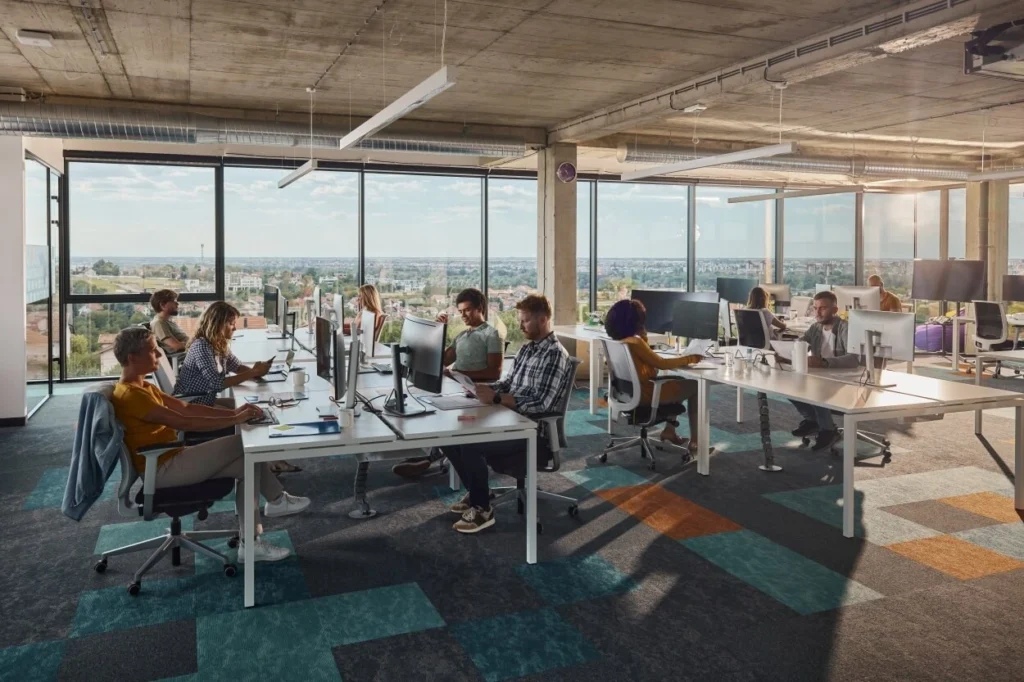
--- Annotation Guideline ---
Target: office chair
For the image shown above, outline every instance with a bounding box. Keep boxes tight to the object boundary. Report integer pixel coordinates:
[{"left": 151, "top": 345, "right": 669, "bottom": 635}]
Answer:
[
  {"left": 87, "top": 384, "right": 239, "bottom": 596},
  {"left": 489, "top": 357, "right": 583, "bottom": 533},
  {"left": 735, "top": 309, "right": 771, "bottom": 350},
  {"left": 598, "top": 339, "right": 692, "bottom": 471},
  {"left": 973, "top": 300, "right": 1014, "bottom": 378}
]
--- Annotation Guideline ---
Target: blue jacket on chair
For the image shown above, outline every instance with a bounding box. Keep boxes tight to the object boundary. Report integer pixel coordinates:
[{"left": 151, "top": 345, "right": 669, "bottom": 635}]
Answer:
[{"left": 62, "top": 388, "right": 124, "bottom": 521}]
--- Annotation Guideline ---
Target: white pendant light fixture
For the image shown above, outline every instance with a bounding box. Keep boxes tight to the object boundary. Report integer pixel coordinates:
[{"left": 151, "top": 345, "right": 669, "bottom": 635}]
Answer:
[
  {"left": 620, "top": 142, "right": 799, "bottom": 182},
  {"left": 966, "top": 167, "right": 1024, "bottom": 182},
  {"left": 727, "top": 185, "right": 865, "bottom": 204},
  {"left": 338, "top": 65, "right": 456, "bottom": 151},
  {"left": 279, "top": 87, "right": 320, "bottom": 189}
]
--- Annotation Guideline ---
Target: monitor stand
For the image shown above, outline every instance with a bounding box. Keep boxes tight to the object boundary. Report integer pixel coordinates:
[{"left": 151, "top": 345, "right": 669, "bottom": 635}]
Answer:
[{"left": 862, "top": 330, "right": 895, "bottom": 388}]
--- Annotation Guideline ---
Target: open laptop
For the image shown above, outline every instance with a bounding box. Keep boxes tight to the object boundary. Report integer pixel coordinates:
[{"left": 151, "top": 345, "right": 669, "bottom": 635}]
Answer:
[{"left": 255, "top": 350, "right": 295, "bottom": 383}]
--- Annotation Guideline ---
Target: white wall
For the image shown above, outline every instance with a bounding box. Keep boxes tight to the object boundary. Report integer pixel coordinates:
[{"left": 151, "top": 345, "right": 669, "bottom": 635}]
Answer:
[
  {"left": 0, "top": 137, "right": 26, "bottom": 421},
  {"left": 24, "top": 138, "right": 63, "bottom": 171}
]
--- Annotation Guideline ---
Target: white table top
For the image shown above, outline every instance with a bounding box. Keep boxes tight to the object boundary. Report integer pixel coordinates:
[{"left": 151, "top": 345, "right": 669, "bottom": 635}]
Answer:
[
  {"left": 977, "top": 349, "right": 1024, "bottom": 362},
  {"left": 362, "top": 386, "right": 536, "bottom": 440},
  {"left": 240, "top": 397, "right": 398, "bottom": 454},
  {"left": 669, "top": 363, "right": 937, "bottom": 415},
  {"left": 828, "top": 369, "right": 1024, "bottom": 407},
  {"left": 232, "top": 371, "right": 334, "bottom": 398},
  {"left": 553, "top": 324, "right": 608, "bottom": 341}
]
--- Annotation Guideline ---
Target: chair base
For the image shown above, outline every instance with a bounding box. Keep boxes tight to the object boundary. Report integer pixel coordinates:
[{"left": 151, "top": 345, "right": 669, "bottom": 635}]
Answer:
[
  {"left": 490, "top": 485, "right": 581, "bottom": 534},
  {"left": 95, "top": 516, "right": 237, "bottom": 595},
  {"left": 807, "top": 429, "right": 891, "bottom": 460},
  {"left": 600, "top": 426, "right": 689, "bottom": 472}
]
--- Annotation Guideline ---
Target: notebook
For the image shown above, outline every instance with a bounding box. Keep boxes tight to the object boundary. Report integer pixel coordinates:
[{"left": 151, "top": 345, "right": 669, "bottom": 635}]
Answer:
[
  {"left": 422, "top": 394, "right": 487, "bottom": 410},
  {"left": 268, "top": 421, "right": 341, "bottom": 438}
]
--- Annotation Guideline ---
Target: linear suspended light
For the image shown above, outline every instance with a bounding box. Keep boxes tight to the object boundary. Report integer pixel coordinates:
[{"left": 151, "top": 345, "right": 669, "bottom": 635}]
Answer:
[
  {"left": 620, "top": 142, "right": 798, "bottom": 182},
  {"left": 278, "top": 159, "right": 319, "bottom": 189},
  {"left": 727, "top": 185, "right": 865, "bottom": 203},
  {"left": 338, "top": 66, "right": 457, "bottom": 151},
  {"left": 966, "top": 167, "right": 1024, "bottom": 182}
]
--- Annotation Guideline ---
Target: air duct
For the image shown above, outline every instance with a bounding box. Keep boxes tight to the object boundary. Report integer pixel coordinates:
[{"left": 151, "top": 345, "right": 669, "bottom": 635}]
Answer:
[
  {"left": 0, "top": 102, "right": 527, "bottom": 158},
  {"left": 617, "top": 143, "right": 970, "bottom": 181}
]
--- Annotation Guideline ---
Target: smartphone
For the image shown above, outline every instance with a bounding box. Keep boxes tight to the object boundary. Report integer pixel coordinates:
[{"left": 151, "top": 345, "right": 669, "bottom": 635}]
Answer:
[{"left": 244, "top": 395, "right": 260, "bottom": 404}]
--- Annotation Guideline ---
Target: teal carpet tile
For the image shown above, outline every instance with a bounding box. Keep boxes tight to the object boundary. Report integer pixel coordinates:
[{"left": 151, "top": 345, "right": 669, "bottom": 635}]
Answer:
[
  {"left": 314, "top": 583, "right": 446, "bottom": 647},
  {"left": 560, "top": 465, "right": 651, "bottom": 492},
  {"left": 682, "top": 529, "right": 884, "bottom": 615},
  {"left": 71, "top": 577, "right": 197, "bottom": 638},
  {"left": 516, "top": 554, "right": 638, "bottom": 606},
  {"left": 24, "top": 467, "right": 119, "bottom": 511},
  {"left": 452, "top": 608, "right": 599, "bottom": 682},
  {"left": 956, "top": 523, "right": 1024, "bottom": 561},
  {"left": 0, "top": 640, "right": 64, "bottom": 682}
]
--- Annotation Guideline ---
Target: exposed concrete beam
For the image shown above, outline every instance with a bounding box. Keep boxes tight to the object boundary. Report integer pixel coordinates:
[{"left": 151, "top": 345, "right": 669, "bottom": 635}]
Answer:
[{"left": 548, "top": 0, "right": 1023, "bottom": 144}]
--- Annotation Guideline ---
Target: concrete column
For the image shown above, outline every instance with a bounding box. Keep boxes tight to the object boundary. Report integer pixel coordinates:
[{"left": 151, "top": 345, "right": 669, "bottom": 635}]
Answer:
[
  {"left": 966, "top": 180, "right": 1010, "bottom": 300},
  {"left": 537, "top": 143, "right": 577, "bottom": 325},
  {"left": 0, "top": 137, "right": 27, "bottom": 423}
]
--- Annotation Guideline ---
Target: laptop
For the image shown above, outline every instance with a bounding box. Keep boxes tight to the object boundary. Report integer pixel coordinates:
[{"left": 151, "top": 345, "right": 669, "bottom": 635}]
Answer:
[{"left": 269, "top": 350, "right": 296, "bottom": 374}]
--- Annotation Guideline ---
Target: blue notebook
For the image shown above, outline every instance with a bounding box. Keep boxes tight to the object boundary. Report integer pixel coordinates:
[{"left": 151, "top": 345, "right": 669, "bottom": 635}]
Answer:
[{"left": 268, "top": 421, "right": 341, "bottom": 438}]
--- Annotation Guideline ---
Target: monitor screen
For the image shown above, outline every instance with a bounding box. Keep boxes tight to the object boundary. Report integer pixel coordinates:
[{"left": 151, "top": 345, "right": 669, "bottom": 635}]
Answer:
[
  {"left": 263, "top": 285, "right": 279, "bottom": 322},
  {"left": 716, "top": 277, "right": 758, "bottom": 305},
  {"left": 671, "top": 300, "right": 719, "bottom": 341},
  {"left": 315, "top": 316, "right": 332, "bottom": 381},
  {"left": 911, "top": 260, "right": 948, "bottom": 301},
  {"left": 630, "top": 290, "right": 690, "bottom": 334},
  {"left": 945, "top": 260, "right": 986, "bottom": 302},
  {"left": 399, "top": 315, "right": 447, "bottom": 394},
  {"left": 333, "top": 327, "right": 346, "bottom": 400},
  {"left": 1004, "top": 275, "right": 1024, "bottom": 302}
]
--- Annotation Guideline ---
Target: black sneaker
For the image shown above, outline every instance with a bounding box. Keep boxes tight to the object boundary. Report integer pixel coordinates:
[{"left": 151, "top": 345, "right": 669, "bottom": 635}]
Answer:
[
  {"left": 392, "top": 457, "right": 433, "bottom": 478},
  {"left": 812, "top": 430, "right": 840, "bottom": 451},
  {"left": 453, "top": 506, "right": 495, "bottom": 534},
  {"left": 792, "top": 420, "right": 819, "bottom": 438}
]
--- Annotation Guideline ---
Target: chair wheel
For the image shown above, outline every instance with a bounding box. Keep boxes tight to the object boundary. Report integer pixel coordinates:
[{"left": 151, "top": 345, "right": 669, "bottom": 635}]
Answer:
[
  {"left": 227, "top": 536, "right": 239, "bottom": 549},
  {"left": 127, "top": 582, "right": 141, "bottom": 597},
  {"left": 568, "top": 505, "right": 579, "bottom": 518},
  {"left": 599, "top": 453, "right": 607, "bottom": 463},
  {"left": 648, "top": 462, "right": 656, "bottom": 471},
  {"left": 94, "top": 559, "right": 107, "bottom": 574},
  {"left": 801, "top": 437, "right": 810, "bottom": 446},
  {"left": 223, "top": 564, "right": 238, "bottom": 578}
]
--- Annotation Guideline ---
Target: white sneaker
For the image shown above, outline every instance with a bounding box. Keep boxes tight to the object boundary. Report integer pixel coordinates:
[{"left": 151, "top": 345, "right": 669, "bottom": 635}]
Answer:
[
  {"left": 264, "top": 492, "right": 311, "bottom": 518},
  {"left": 238, "top": 537, "right": 291, "bottom": 562}
]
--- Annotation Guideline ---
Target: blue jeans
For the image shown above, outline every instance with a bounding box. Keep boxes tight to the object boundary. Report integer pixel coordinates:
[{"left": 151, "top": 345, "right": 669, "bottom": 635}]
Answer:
[{"left": 791, "top": 400, "right": 836, "bottom": 432}]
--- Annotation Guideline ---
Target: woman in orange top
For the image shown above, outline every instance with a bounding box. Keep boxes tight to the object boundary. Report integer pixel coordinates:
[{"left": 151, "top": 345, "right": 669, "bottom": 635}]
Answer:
[{"left": 604, "top": 298, "right": 707, "bottom": 451}]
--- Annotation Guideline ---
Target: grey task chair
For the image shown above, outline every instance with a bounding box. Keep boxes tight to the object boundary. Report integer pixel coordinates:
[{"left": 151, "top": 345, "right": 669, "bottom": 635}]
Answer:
[
  {"left": 88, "top": 384, "right": 239, "bottom": 596},
  {"left": 489, "top": 357, "right": 584, "bottom": 532},
  {"left": 735, "top": 308, "right": 772, "bottom": 350},
  {"left": 598, "top": 339, "right": 691, "bottom": 471},
  {"left": 973, "top": 300, "right": 1014, "bottom": 378}
]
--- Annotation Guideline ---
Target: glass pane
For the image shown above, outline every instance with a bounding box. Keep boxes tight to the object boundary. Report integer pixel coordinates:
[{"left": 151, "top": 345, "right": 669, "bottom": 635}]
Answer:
[
  {"left": 577, "top": 181, "right": 591, "bottom": 321},
  {"left": 948, "top": 188, "right": 966, "bottom": 260},
  {"left": 69, "top": 163, "right": 216, "bottom": 295},
  {"left": 916, "top": 192, "right": 941, "bottom": 260},
  {"left": 51, "top": 170, "right": 61, "bottom": 379},
  {"left": 224, "top": 167, "right": 359, "bottom": 330},
  {"left": 487, "top": 177, "right": 537, "bottom": 352},
  {"left": 1009, "top": 183, "right": 1024, "bottom": 276},
  {"left": 782, "top": 193, "right": 856, "bottom": 294},
  {"left": 596, "top": 181, "right": 688, "bottom": 312},
  {"left": 365, "top": 174, "right": 482, "bottom": 345},
  {"left": 66, "top": 301, "right": 212, "bottom": 378},
  {"left": 26, "top": 161, "right": 49, "bottom": 413},
  {"left": 694, "top": 187, "right": 774, "bottom": 291},
  {"left": 863, "top": 194, "right": 915, "bottom": 300}
]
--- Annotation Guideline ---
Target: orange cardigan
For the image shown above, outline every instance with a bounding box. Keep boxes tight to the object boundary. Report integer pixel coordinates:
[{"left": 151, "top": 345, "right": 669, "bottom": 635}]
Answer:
[{"left": 622, "top": 336, "right": 702, "bottom": 404}]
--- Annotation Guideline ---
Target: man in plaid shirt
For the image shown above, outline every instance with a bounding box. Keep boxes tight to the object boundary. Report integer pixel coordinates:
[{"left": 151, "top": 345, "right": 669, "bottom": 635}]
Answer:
[{"left": 444, "top": 294, "right": 573, "bottom": 534}]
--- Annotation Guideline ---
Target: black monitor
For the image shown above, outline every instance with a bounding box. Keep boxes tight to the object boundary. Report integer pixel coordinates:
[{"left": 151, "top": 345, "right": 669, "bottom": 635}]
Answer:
[
  {"left": 315, "top": 316, "right": 333, "bottom": 380},
  {"left": 263, "top": 285, "right": 279, "bottom": 323},
  {"left": 384, "top": 315, "right": 447, "bottom": 415},
  {"left": 671, "top": 301, "right": 719, "bottom": 340},
  {"left": 911, "top": 260, "right": 946, "bottom": 301},
  {"left": 717, "top": 277, "right": 758, "bottom": 304},
  {"left": 679, "top": 291, "right": 720, "bottom": 304},
  {"left": 1004, "top": 275, "right": 1024, "bottom": 302},
  {"left": 945, "top": 260, "right": 986, "bottom": 302},
  {"left": 630, "top": 290, "right": 681, "bottom": 334}
]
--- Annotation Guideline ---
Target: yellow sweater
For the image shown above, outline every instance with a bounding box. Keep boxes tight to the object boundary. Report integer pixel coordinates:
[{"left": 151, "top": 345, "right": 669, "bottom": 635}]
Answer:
[{"left": 622, "top": 336, "right": 702, "bottom": 404}]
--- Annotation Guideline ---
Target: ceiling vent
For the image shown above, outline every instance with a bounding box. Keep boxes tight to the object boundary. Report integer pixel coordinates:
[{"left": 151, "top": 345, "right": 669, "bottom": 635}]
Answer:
[{"left": 965, "top": 19, "right": 1024, "bottom": 82}]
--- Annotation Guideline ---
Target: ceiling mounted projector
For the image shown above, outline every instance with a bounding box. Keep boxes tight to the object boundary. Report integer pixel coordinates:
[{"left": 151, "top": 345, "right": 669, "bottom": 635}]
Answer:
[{"left": 965, "top": 19, "right": 1024, "bottom": 82}]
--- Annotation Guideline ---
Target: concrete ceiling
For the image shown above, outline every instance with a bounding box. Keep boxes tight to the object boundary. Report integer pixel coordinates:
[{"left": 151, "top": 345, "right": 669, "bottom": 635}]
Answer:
[{"left": 1, "top": 0, "right": 1022, "bottom": 184}]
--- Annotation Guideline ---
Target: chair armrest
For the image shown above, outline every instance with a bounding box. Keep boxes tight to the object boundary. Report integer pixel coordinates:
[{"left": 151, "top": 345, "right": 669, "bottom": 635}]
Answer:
[
  {"left": 650, "top": 375, "right": 688, "bottom": 411},
  {"left": 536, "top": 415, "right": 562, "bottom": 453},
  {"left": 137, "top": 440, "right": 185, "bottom": 519}
]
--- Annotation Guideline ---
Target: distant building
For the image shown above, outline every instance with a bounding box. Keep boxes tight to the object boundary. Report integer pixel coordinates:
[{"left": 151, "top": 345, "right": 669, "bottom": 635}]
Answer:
[
  {"left": 318, "top": 275, "right": 338, "bottom": 285},
  {"left": 227, "top": 273, "right": 262, "bottom": 291}
]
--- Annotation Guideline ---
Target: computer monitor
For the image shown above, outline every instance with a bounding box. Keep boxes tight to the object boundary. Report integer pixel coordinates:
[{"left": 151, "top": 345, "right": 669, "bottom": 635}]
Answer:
[
  {"left": 310, "top": 285, "right": 321, "bottom": 326},
  {"left": 315, "top": 316, "right": 332, "bottom": 380},
  {"left": 911, "top": 260, "right": 946, "bottom": 301},
  {"left": 759, "top": 283, "right": 791, "bottom": 309},
  {"left": 630, "top": 289, "right": 683, "bottom": 334},
  {"left": 834, "top": 285, "right": 880, "bottom": 311},
  {"left": 332, "top": 329, "right": 360, "bottom": 409},
  {"left": 1003, "top": 275, "right": 1024, "bottom": 302},
  {"left": 263, "top": 285, "right": 280, "bottom": 324},
  {"left": 360, "top": 310, "right": 376, "bottom": 362},
  {"left": 848, "top": 310, "right": 915, "bottom": 363},
  {"left": 716, "top": 277, "right": 758, "bottom": 304},
  {"left": 384, "top": 315, "right": 446, "bottom": 415},
  {"left": 945, "top": 260, "right": 986, "bottom": 302},
  {"left": 671, "top": 301, "right": 719, "bottom": 341},
  {"left": 333, "top": 294, "right": 344, "bottom": 329}
]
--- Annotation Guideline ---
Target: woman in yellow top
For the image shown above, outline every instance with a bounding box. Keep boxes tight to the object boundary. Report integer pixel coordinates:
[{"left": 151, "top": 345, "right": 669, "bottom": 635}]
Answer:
[{"left": 604, "top": 298, "right": 707, "bottom": 451}]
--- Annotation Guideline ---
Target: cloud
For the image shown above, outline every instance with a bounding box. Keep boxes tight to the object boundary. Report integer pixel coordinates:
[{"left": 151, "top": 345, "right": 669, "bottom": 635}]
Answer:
[
  {"left": 445, "top": 179, "right": 481, "bottom": 197},
  {"left": 489, "top": 182, "right": 535, "bottom": 198},
  {"left": 73, "top": 166, "right": 213, "bottom": 203}
]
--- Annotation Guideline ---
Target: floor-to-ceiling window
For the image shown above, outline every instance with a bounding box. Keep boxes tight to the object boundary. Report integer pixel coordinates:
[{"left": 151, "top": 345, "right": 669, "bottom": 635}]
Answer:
[
  {"left": 596, "top": 181, "right": 688, "bottom": 311},
  {"left": 694, "top": 187, "right": 774, "bottom": 291},
  {"left": 948, "top": 188, "right": 966, "bottom": 260},
  {"left": 577, "top": 180, "right": 592, "bottom": 321},
  {"left": 66, "top": 161, "right": 218, "bottom": 378},
  {"left": 782, "top": 193, "right": 856, "bottom": 294},
  {"left": 1009, "top": 184, "right": 1024, "bottom": 313},
  {"left": 863, "top": 193, "right": 915, "bottom": 300},
  {"left": 224, "top": 166, "right": 359, "bottom": 330},
  {"left": 366, "top": 173, "right": 482, "bottom": 344},
  {"left": 25, "top": 159, "right": 51, "bottom": 414},
  {"left": 487, "top": 177, "right": 537, "bottom": 351}
]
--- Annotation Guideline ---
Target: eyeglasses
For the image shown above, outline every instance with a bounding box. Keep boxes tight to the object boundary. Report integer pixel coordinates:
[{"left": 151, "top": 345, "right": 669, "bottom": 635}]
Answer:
[{"left": 268, "top": 397, "right": 298, "bottom": 408}]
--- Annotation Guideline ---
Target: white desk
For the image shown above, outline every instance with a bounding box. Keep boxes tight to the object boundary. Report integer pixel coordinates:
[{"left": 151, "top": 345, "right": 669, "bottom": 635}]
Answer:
[
  {"left": 553, "top": 325, "right": 609, "bottom": 416},
  {"left": 951, "top": 315, "right": 1024, "bottom": 370},
  {"left": 238, "top": 376, "right": 538, "bottom": 608},
  {"left": 231, "top": 331, "right": 317, "bottom": 365}
]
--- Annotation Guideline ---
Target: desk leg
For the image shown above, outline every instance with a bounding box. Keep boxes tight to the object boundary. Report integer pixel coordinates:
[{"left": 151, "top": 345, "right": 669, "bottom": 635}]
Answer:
[
  {"left": 1016, "top": 406, "right": 1024, "bottom": 513},
  {"left": 526, "top": 432, "right": 538, "bottom": 564},
  {"left": 842, "top": 415, "right": 856, "bottom": 539},
  {"left": 448, "top": 462, "right": 460, "bottom": 492},
  {"left": 952, "top": 318, "right": 961, "bottom": 371},
  {"left": 589, "top": 340, "right": 600, "bottom": 416},
  {"left": 697, "top": 378, "right": 711, "bottom": 476},
  {"left": 243, "top": 456, "right": 256, "bottom": 608},
  {"left": 975, "top": 356, "right": 984, "bottom": 435},
  {"left": 736, "top": 387, "right": 744, "bottom": 423}
]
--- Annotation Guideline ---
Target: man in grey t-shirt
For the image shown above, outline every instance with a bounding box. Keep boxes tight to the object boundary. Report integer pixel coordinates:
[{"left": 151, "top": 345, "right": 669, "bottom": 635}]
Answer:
[
  {"left": 149, "top": 289, "right": 189, "bottom": 354},
  {"left": 393, "top": 287, "right": 504, "bottom": 478}
]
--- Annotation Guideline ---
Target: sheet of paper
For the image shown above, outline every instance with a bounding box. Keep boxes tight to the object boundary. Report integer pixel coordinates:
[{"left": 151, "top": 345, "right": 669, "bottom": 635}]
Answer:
[
  {"left": 770, "top": 340, "right": 795, "bottom": 361},
  {"left": 681, "top": 339, "right": 715, "bottom": 357},
  {"left": 448, "top": 370, "right": 477, "bottom": 396}
]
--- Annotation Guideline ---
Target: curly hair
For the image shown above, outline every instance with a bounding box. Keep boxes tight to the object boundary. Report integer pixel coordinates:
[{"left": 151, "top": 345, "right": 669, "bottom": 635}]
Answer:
[
  {"left": 604, "top": 299, "right": 646, "bottom": 340},
  {"left": 190, "top": 301, "right": 239, "bottom": 357}
]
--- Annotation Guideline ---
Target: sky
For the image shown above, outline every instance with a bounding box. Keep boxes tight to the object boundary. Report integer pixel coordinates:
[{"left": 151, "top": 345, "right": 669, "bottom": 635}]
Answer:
[{"left": 67, "top": 161, "right": 1023, "bottom": 263}]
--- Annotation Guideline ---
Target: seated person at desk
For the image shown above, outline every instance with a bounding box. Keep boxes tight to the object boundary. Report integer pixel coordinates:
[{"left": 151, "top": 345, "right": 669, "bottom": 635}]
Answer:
[
  {"left": 344, "top": 284, "right": 385, "bottom": 337},
  {"left": 440, "top": 294, "right": 573, "bottom": 534},
  {"left": 111, "top": 326, "right": 310, "bottom": 562},
  {"left": 780, "top": 291, "right": 859, "bottom": 451},
  {"left": 603, "top": 298, "right": 708, "bottom": 453},
  {"left": 747, "top": 286, "right": 787, "bottom": 337},
  {"left": 868, "top": 274, "right": 902, "bottom": 313},
  {"left": 392, "top": 287, "right": 503, "bottom": 479},
  {"left": 150, "top": 289, "right": 188, "bottom": 354}
]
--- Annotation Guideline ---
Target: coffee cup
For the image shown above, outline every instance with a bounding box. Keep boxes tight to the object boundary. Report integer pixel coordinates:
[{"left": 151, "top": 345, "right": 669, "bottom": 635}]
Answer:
[{"left": 293, "top": 371, "right": 309, "bottom": 389}]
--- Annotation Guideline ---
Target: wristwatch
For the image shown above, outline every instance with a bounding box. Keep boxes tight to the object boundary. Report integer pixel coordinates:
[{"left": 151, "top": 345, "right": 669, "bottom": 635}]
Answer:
[{"left": 492, "top": 391, "right": 503, "bottom": 405}]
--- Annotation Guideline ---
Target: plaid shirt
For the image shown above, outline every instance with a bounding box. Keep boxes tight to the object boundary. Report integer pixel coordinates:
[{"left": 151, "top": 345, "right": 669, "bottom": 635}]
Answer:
[
  {"left": 492, "top": 332, "right": 572, "bottom": 416},
  {"left": 173, "top": 337, "right": 240, "bottom": 406}
]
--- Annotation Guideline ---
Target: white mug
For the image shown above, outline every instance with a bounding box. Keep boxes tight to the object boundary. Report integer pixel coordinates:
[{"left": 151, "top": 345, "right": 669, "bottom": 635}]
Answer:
[{"left": 293, "top": 371, "right": 309, "bottom": 389}]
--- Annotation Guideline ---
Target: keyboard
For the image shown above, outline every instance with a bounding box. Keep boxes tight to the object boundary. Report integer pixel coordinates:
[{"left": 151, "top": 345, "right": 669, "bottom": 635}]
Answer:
[
  {"left": 371, "top": 362, "right": 393, "bottom": 374},
  {"left": 247, "top": 408, "right": 279, "bottom": 426}
]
